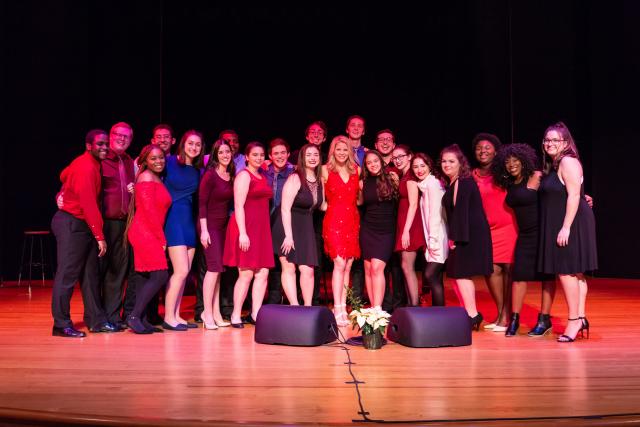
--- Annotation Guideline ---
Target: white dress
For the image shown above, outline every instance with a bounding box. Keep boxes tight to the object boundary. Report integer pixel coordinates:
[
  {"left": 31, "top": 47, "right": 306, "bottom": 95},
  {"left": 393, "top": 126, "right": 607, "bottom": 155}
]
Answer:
[{"left": 417, "top": 174, "right": 449, "bottom": 264}]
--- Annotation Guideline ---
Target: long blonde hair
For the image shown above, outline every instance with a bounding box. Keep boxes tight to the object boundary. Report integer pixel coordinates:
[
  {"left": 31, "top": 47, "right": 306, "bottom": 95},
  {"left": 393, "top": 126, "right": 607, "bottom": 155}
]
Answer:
[{"left": 326, "top": 135, "right": 356, "bottom": 175}]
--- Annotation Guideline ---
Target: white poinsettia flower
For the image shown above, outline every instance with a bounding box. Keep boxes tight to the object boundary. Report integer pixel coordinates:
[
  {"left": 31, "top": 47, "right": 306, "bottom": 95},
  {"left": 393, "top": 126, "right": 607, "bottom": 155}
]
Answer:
[
  {"left": 366, "top": 316, "right": 375, "bottom": 325},
  {"left": 357, "top": 316, "right": 366, "bottom": 328}
]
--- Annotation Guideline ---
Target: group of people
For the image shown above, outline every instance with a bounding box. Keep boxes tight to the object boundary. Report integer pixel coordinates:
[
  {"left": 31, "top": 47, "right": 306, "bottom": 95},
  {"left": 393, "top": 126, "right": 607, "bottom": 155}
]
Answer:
[{"left": 50, "top": 116, "right": 597, "bottom": 344}]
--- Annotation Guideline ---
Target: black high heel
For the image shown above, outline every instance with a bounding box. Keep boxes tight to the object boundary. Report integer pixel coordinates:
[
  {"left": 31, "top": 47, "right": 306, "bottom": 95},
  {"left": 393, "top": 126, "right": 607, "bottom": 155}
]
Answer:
[
  {"left": 528, "top": 313, "right": 552, "bottom": 337},
  {"left": 505, "top": 313, "right": 520, "bottom": 337},
  {"left": 557, "top": 318, "right": 581, "bottom": 343},
  {"left": 579, "top": 316, "right": 590, "bottom": 339},
  {"left": 469, "top": 312, "right": 483, "bottom": 331}
]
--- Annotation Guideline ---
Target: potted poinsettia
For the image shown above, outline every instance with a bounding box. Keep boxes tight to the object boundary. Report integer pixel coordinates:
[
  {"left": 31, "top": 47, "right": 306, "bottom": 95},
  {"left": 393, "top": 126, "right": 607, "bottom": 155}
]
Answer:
[{"left": 346, "top": 287, "right": 391, "bottom": 350}]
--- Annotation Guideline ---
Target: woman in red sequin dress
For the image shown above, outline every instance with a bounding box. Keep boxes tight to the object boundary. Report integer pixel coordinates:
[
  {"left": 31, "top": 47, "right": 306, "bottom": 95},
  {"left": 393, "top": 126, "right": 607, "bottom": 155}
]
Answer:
[
  {"left": 126, "top": 145, "right": 172, "bottom": 334},
  {"left": 322, "top": 136, "right": 360, "bottom": 326}
]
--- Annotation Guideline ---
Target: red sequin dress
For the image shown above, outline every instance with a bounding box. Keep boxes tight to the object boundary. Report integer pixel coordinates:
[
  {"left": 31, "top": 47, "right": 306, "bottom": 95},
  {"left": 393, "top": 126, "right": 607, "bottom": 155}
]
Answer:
[
  {"left": 472, "top": 169, "right": 518, "bottom": 263},
  {"left": 127, "top": 181, "right": 172, "bottom": 272},
  {"left": 322, "top": 170, "right": 360, "bottom": 259}
]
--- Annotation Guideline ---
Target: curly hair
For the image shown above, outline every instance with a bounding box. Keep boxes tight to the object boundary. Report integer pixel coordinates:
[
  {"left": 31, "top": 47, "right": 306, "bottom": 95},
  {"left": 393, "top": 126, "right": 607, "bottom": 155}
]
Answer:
[
  {"left": 438, "top": 144, "right": 471, "bottom": 182},
  {"left": 361, "top": 150, "right": 399, "bottom": 201},
  {"left": 492, "top": 143, "right": 539, "bottom": 189},
  {"left": 326, "top": 135, "right": 357, "bottom": 174}
]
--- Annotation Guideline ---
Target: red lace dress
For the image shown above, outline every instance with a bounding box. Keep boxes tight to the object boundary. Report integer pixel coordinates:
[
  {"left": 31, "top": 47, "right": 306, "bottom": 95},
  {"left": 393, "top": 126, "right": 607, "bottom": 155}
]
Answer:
[
  {"left": 472, "top": 169, "right": 518, "bottom": 263},
  {"left": 127, "top": 181, "right": 172, "bottom": 272},
  {"left": 322, "top": 170, "right": 360, "bottom": 259}
]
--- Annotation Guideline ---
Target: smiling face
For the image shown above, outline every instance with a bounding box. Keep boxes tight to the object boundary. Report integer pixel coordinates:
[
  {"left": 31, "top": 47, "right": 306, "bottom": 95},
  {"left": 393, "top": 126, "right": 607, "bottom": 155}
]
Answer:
[
  {"left": 87, "top": 133, "right": 109, "bottom": 161},
  {"left": 221, "top": 132, "right": 240, "bottom": 155},
  {"left": 304, "top": 146, "right": 321, "bottom": 170},
  {"left": 411, "top": 158, "right": 430, "bottom": 180},
  {"left": 364, "top": 152, "right": 382, "bottom": 176},
  {"left": 375, "top": 132, "right": 395, "bottom": 156},
  {"left": 306, "top": 124, "right": 326, "bottom": 145},
  {"left": 146, "top": 147, "right": 166, "bottom": 174},
  {"left": 152, "top": 128, "right": 175, "bottom": 153},
  {"left": 392, "top": 147, "right": 411, "bottom": 171},
  {"left": 542, "top": 130, "right": 567, "bottom": 159},
  {"left": 184, "top": 135, "right": 202, "bottom": 161},
  {"left": 269, "top": 144, "right": 290, "bottom": 170},
  {"left": 505, "top": 155, "right": 523, "bottom": 179},
  {"left": 216, "top": 143, "right": 232, "bottom": 168},
  {"left": 474, "top": 140, "right": 496, "bottom": 166},
  {"left": 246, "top": 146, "right": 265, "bottom": 169},
  {"left": 333, "top": 141, "right": 350, "bottom": 164},
  {"left": 346, "top": 117, "right": 365, "bottom": 142},
  {"left": 110, "top": 125, "right": 132, "bottom": 155},
  {"left": 441, "top": 152, "right": 461, "bottom": 179}
]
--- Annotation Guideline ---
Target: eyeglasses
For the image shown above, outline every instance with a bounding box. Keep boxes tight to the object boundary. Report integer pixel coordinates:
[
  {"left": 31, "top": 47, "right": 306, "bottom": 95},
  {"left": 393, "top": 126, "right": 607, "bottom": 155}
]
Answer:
[
  {"left": 392, "top": 154, "right": 408, "bottom": 162},
  {"left": 542, "top": 138, "right": 566, "bottom": 145},
  {"left": 376, "top": 137, "right": 394, "bottom": 143},
  {"left": 112, "top": 132, "right": 131, "bottom": 140}
]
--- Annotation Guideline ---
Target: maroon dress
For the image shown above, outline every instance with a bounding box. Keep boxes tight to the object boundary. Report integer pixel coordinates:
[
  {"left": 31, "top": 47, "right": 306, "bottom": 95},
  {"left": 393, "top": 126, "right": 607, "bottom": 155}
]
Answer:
[
  {"left": 128, "top": 181, "right": 172, "bottom": 272},
  {"left": 394, "top": 173, "right": 426, "bottom": 252},
  {"left": 223, "top": 169, "right": 275, "bottom": 269},
  {"left": 198, "top": 168, "right": 233, "bottom": 272}
]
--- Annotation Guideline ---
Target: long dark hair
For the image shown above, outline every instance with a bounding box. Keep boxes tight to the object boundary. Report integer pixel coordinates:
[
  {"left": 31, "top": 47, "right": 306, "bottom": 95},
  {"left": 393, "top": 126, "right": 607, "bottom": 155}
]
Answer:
[
  {"left": 542, "top": 121, "right": 580, "bottom": 175},
  {"left": 295, "top": 144, "right": 322, "bottom": 192},
  {"left": 361, "top": 150, "right": 399, "bottom": 201},
  {"left": 206, "top": 139, "right": 235, "bottom": 182},
  {"left": 409, "top": 152, "right": 441, "bottom": 182},
  {"left": 493, "top": 143, "right": 539, "bottom": 189}
]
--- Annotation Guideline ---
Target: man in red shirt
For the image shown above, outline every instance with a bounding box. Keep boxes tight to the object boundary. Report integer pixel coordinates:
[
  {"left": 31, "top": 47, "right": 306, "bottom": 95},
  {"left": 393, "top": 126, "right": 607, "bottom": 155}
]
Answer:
[{"left": 51, "top": 130, "right": 117, "bottom": 337}]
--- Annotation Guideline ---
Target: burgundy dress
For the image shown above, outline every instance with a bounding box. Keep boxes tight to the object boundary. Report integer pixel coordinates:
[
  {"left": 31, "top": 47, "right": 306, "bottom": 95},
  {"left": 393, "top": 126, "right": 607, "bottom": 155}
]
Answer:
[
  {"left": 198, "top": 168, "right": 233, "bottom": 272},
  {"left": 223, "top": 170, "right": 275, "bottom": 269},
  {"left": 394, "top": 173, "right": 426, "bottom": 251},
  {"left": 322, "top": 170, "right": 360, "bottom": 260},
  {"left": 127, "top": 181, "right": 172, "bottom": 272}
]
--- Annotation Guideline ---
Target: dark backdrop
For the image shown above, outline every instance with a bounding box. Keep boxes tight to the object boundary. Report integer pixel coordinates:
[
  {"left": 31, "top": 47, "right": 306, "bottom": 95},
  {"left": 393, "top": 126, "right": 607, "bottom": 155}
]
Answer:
[{"left": 2, "top": 1, "right": 638, "bottom": 279}]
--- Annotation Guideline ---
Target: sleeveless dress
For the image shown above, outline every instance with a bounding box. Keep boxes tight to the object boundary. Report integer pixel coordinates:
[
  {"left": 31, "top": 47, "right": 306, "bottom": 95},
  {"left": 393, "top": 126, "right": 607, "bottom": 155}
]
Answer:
[
  {"left": 538, "top": 170, "right": 597, "bottom": 274},
  {"left": 163, "top": 155, "right": 200, "bottom": 248},
  {"left": 271, "top": 178, "right": 323, "bottom": 266},
  {"left": 198, "top": 168, "right": 233, "bottom": 272},
  {"left": 223, "top": 169, "right": 275, "bottom": 269},
  {"left": 128, "top": 181, "right": 172, "bottom": 272},
  {"left": 322, "top": 170, "right": 360, "bottom": 259},
  {"left": 442, "top": 177, "right": 493, "bottom": 278},
  {"left": 472, "top": 169, "right": 518, "bottom": 263},
  {"left": 360, "top": 176, "right": 397, "bottom": 262},
  {"left": 505, "top": 180, "right": 545, "bottom": 282},
  {"left": 394, "top": 173, "right": 426, "bottom": 252}
]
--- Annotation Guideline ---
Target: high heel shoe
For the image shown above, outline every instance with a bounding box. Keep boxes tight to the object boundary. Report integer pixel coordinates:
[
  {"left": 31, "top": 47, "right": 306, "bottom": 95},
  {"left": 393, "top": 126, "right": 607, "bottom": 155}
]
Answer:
[
  {"left": 579, "top": 316, "right": 590, "bottom": 339},
  {"left": 469, "top": 312, "right": 483, "bottom": 331},
  {"left": 528, "top": 313, "right": 552, "bottom": 337},
  {"left": 214, "top": 319, "right": 231, "bottom": 327},
  {"left": 203, "top": 319, "right": 218, "bottom": 330},
  {"left": 557, "top": 318, "right": 582, "bottom": 343},
  {"left": 334, "top": 305, "right": 350, "bottom": 327},
  {"left": 505, "top": 313, "right": 520, "bottom": 337}
]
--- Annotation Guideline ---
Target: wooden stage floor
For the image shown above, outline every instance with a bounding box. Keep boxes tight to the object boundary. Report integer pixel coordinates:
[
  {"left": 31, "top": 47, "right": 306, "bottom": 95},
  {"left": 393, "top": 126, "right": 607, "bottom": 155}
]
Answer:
[{"left": 1, "top": 277, "right": 639, "bottom": 426}]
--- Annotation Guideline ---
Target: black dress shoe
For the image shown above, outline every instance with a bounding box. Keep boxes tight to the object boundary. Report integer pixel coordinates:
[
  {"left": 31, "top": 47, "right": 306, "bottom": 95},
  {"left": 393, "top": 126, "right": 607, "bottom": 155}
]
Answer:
[
  {"left": 142, "top": 318, "right": 163, "bottom": 333},
  {"left": 127, "top": 316, "right": 152, "bottom": 334},
  {"left": 241, "top": 315, "right": 256, "bottom": 325},
  {"left": 180, "top": 322, "right": 198, "bottom": 329},
  {"left": 89, "top": 322, "right": 122, "bottom": 333},
  {"left": 52, "top": 326, "right": 86, "bottom": 338},
  {"left": 231, "top": 322, "right": 244, "bottom": 329},
  {"left": 162, "top": 321, "right": 188, "bottom": 331}
]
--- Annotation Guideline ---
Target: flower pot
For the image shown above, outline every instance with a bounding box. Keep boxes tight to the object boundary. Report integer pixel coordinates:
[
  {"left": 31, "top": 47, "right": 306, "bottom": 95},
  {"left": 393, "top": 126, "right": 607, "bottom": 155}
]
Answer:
[{"left": 362, "top": 330, "right": 383, "bottom": 350}]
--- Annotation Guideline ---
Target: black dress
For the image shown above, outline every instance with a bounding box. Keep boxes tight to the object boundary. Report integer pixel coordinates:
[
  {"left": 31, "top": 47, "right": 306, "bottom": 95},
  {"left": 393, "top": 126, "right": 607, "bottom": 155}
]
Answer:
[
  {"left": 359, "top": 176, "right": 396, "bottom": 262},
  {"left": 442, "top": 177, "right": 493, "bottom": 278},
  {"left": 272, "top": 179, "right": 323, "bottom": 266},
  {"left": 538, "top": 170, "right": 597, "bottom": 274},
  {"left": 505, "top": 180, "right": 546, "bottom": 282}
]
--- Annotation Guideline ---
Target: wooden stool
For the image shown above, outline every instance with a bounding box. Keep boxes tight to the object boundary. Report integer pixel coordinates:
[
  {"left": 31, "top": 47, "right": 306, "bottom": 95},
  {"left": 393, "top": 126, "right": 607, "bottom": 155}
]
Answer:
[{"left": 18, "top": 230, "right": 53, "bottom": 291}]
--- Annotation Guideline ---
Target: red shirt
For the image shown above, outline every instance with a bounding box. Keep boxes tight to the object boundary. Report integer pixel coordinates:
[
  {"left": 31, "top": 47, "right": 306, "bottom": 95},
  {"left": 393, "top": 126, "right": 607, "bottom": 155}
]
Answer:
[
  {"left": 59, "top": 151, "right": 105, "bottom": 241},
  {"left": 101, "top": 151, "right": 135, "bottom": 220}
]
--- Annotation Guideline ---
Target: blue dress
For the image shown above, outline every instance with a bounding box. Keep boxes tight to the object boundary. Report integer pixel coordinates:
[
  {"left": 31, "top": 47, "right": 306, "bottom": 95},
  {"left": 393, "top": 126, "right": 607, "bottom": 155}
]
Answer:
[{"left": 164, "top": 155, "right": 200, "bottom": 247}]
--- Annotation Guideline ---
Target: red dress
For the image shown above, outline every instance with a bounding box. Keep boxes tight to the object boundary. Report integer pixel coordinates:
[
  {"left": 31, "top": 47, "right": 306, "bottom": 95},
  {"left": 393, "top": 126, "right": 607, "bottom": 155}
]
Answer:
[
  {"left": 472, "top": 169, "right": 518, "bottom": 263},
  {"left": 127, "top": 181, "right": 172, "bottom": 272},
  {"left": 322, "top": 170, "right": 360, "bottom": 259},
  {"left": 395, "top": 173, "right": 427, "bottom": 252},
  {"left": 223, "top": 170, "right": 275, "bottom": 269}
]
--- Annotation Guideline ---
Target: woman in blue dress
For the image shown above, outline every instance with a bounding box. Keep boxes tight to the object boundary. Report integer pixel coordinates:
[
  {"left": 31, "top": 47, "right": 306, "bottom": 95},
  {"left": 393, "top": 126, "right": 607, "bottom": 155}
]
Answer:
[{"left": 162, "top": 130, "right": 204, "bottom": 331}]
